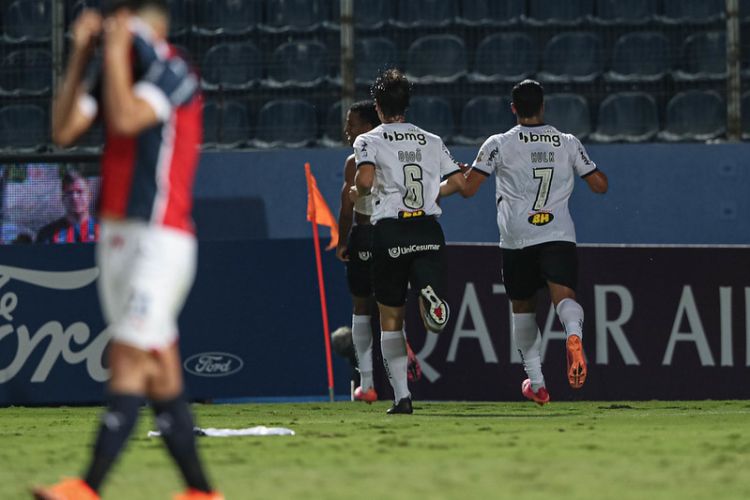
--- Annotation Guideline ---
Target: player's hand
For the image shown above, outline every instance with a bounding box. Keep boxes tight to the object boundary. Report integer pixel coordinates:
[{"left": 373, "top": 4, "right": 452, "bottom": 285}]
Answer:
[
  {"left": 336, "top": 244, "right": 350, "bottom": 262},
  {"left": 103, "top": 11, "right": 132, "bottom": 57},
  {"left": 348, "top": 186, "right": 359, "bottom": 204},
  {"left": 71, "top": 10, "right": 103, "bottom": 54},
  {"left": 458, "top": 162, "right": 471, "bottom": 175}
]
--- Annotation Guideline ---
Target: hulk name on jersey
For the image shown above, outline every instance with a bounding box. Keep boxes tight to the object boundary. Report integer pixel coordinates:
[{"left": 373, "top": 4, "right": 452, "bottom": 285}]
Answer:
[
  {"left": 353, "top": 123, "right": 461, "bottom": 223},
  {"left": 471, "top": 124, "right": 598, "bottom": 249}
]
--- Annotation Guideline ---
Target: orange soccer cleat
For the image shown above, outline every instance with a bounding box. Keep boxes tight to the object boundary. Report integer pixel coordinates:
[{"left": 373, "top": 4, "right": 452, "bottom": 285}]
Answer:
[
  {"left": 353, "top": 386, "right": 378, "bottom": 404},
  {"left": 32, "top": 478, "right": 100, "bottom": 500},
  {"left": 566, "top": 335, "right": 587, "bottom": 389},
  {"left": 521, "top": 379, "right": 550, "bottom": 406},
  {"left": 173, "top": 489, "right": 225, "bottom": 500}
]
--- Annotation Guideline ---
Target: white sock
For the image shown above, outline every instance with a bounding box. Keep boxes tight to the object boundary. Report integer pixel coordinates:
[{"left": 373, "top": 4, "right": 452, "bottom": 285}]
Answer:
[
  {"left": 556, "top": 298, "right": 584, "bottom": 340},
  {"left": 512, "top": 313, "right": 545, "bottom": 391},
  {"left": 351, "top": 315, "right": 373, "bottom": 390},
  {"left": 381, "top": 329, "right": 410, "bottom": 401}
]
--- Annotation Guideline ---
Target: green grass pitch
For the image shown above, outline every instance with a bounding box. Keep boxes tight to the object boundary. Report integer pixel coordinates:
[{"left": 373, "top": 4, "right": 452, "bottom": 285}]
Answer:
[{"left": 4, "top": 400, "right": 750, "bottom": 499}]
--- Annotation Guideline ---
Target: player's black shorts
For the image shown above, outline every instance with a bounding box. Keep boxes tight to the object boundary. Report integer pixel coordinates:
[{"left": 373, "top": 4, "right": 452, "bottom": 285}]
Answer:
[
  {"left": 501, "top": 241, "right": 578, "bottom": 301},
  {"left": 371, "top": 216, "right": 445, "bottom": 307},
  {"left": 346, "top": 224, "right": 373, "bottom": 298}
]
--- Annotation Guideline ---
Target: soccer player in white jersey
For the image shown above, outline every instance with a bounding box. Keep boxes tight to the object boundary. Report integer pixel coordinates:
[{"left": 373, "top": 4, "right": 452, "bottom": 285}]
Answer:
[
  {"left": 353, "top": 69, "right": 466, "bottom": 414},
  {"left": 442, "top": 80, "right": 608, "bottom": 405}
]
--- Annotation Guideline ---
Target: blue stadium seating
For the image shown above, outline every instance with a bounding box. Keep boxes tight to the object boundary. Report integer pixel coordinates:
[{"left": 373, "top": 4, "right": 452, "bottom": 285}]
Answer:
[
  {"left": 0, "top": 49, "right": 52, "bottom": 95},
  {"left": 544, "top": 94, "right": 591, "bottom": 139},
  {"left": 193, "top": 0, "right": 262, "bottom": 35},
  {"left": 525, "top": 0, "right": 594, "bottom": 25},
  {"left": 605, "top": 32, "right": 671, "bottom": 82},
  {"left": 203, "top": 100, "right": 251, "bottom": 147},
  {"left": 742, "top": 0, "right": 750, "bottom": 21},
  {"left": 590, "top": 92, "right": 659, "bottom": 143},
  {"left": 0, "top": 104, "right": 47, "bottom": 150},
  {"left": 4, "top": 0, "right": 51, "bottom": 41},
  {"left": 406, "top": 35, "right": 467, "bottom": 83},
  {"left": 659, "top": 90, "right": 726, "bottom": 141},
  {"left": 253, "top": 99, "right": 318, "bottom": 148},
  {"left": 674, "top": 31, "right": 727, "bottom": 81},
  {"left": 406, "top": 96, "right": 455, "bottom": 141},
  {"left": 332, "top": 0, "right": 394, "bottom": 30},
  {"left": 354, "top": 37, "right": 398, "bottom": 85},
  {"left": 262, "top": 0, "right": 331, "bottom": 32},
  {"left": 538, "top": 32, "right": 604, "bottom": 83},
  {"left": 659, "top": 0, "right": 724, "bottom": 23},
  {"left": 592, "top": 0, "right": 657, "bottom": 24},
  {"left": 166, "top": 0, "right": 190, "bottom": 36},
  {"left": 266, "top": 41, "right": 329, "bottom": 88},
  {"left": 468, "top": 33, "right": 537, "bottom": 83},
  {"left": 457, "top": 0, "right": 524, "bottom": 26},
  {"left": 455, "top": 96, "right": 515, "bottom": 144},
  {"left": 743, "top": 92, "right": 750, "bottom": 140},
  {"left": 323, "top": 101, "right": 343, "bottom": 146},
  {"left": 393, "top": 0, "right": 458, "bottom": 27},
  {"left": 201, "top": 42, "right": 262, "bottom": 90}
]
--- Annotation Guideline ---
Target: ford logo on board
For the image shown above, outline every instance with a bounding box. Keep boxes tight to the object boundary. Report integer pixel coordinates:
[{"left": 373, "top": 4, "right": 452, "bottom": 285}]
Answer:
[{"left": 184, "top": 352, "right": 244, "bottom": 377}]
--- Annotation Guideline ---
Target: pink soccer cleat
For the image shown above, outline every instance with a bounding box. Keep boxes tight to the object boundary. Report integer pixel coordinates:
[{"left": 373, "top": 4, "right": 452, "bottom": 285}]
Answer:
[
  {"left": 353, "top": 386, "right": 378, "bottom": 404},
  {"left": 521, "top": 379, "right": 550, "bottom": 406}
]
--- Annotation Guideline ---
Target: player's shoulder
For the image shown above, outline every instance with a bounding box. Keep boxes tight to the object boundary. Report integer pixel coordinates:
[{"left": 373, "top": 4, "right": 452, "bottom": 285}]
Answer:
[
  {"left": 485, "top": 125, "right": 519, "bottom": 147},
  {"left": 356, "top": 125, "right": 385, "bottom": 143}
]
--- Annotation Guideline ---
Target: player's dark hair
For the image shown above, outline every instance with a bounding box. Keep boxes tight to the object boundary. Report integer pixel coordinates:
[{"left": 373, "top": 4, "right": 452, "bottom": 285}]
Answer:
[
  {"left": 371, "top": 68, "right": 411, "bottom": 118},
  {"left": 511, "top": 79, "right": 544, "bottom": 118},
  {"left": 349, "top": 101, "right": 380, "bottom": 128},
  {"left": 62, "top": 169, "right": 85, "bottom": 189}
]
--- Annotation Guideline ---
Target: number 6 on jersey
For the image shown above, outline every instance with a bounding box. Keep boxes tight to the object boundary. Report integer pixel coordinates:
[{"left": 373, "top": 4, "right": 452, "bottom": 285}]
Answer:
[{"left": 403, "top": 163, "right": 424, "bottom": 209}]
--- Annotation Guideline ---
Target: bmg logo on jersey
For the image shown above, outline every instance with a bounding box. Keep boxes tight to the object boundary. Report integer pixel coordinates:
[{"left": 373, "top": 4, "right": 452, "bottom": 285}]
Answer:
[
  {"left": 518, "top": 131, "right": 561, "bottom": 148},
  {"left": 383, "top": 131, "right": 427, "bottom": 146}
]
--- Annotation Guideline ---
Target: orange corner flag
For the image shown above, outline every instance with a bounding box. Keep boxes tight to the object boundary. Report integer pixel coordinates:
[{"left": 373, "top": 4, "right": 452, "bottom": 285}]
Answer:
[{"left": 305, "top": 163, "right": 339, "bottom": 250}]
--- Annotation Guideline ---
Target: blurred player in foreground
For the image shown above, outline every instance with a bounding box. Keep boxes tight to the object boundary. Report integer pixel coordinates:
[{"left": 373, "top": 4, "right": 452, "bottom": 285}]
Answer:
[
  {"left": 353, "top": 69, "right": 465, "bottom": 414},
  {"left": 36, "top": 169, "right": 99, "bottom": 244},
  {"left": 442, "top": 79, "right": 608, "bottom": 405},
  {"left": 33, "top": 1, "right": 222, "bottom": 499},
  {"left": 335, "top": 101, "right": 421, "bottom": 404}
]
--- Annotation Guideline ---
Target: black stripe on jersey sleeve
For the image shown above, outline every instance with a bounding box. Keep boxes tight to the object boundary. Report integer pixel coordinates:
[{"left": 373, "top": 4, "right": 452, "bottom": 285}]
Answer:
[
  {"left": 356, "top": 161, "right": 376, "bottom": 169},
  {"left": 442, "top": 169, "right": 463, "bottom": 181},
  {"left": 581, "top": 167, "right": 599, "bottom": 179}
]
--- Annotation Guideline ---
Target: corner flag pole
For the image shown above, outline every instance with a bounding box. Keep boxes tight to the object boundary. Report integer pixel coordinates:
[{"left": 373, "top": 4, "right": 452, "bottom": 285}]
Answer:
[{"left": 305, "top": 163, "right": 336, "bottom": 402}]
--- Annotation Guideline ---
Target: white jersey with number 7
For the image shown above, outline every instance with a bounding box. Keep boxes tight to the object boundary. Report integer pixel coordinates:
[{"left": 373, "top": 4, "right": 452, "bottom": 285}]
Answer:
[
  {"left": 353, "top": 123, "right": 462, "bottom": 224},
  {"left": 471, "top": 124, "right": 598, "bottom": 249}
]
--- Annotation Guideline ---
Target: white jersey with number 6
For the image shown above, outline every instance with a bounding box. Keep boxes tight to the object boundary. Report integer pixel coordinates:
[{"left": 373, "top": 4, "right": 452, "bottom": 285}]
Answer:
[
  {"left": 471, "top": 124, "right": 598, "bottom": 249},
  {"left": 353, "top": 123, "right": 462, "bottom": 224}
]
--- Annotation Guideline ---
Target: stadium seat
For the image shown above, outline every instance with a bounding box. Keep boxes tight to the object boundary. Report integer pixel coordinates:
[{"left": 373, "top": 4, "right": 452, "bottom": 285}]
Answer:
[
  {"left": 543, "top": 94, "right": 591, "bottom": 139},
  {"left": 354, "top": 37, "right": 398, "bottom": 85},
  {"left": 406, "top": 35, "right": 468, "bottom": 83},
  {"left": 0, "top": 49, "right": 52, "bottom": 95},
  {"left": 253, "top": 99, "right": 318, "bottom": 148},
  {"left": 592, "top": 0, "right": 657, "bottom": 24},
  {"left": 193, "top": 0, "right": 262, "bottom": 35},
  {"left": 538, "top": 32, "right": 604, "bottom": 83},
  {"left": 201, "top": 42, "right": 262, "bottom": 90},
  {"left": 266, "top": 40, "right": 329, "bottom": 88},
  {"left": 203, "top": 100, "right": 251, "bottom": 147},
  {"left": 332, "top": 0, "right": 394, "bottom": 30},
  {"left": 0, "top": 104, "right": 47, "bottom": 150},
  {"left": 674, "top": 31, "right": 727, "bottom": 81},
  {"left": 590, "top": 92, "right": 659, "bottom": 143},
  {"left": 742, "top": 92, "right": 750, "bottom": 140},
  {"left": 166, "top": 0, "right": 190, "bottom": 36},
  {"left": 406, "top": 96, "right": 455, "bottom": 142},
  {"left": 323, "top": 101, "right": 343, "bottom": 146},
  {"left": 605, "top": 32, "right": 671, "bottom": 82},
  {"left": 525, "top": 0, "right": 594, "bottom": 25},
  {"left": 455, "top": 96, "right": 515, "bottom": 144},
  {"left": 457, "top": 0, "right": 524, "bottom": 26},
  {"left": 262, "top": 0, "right": 330, "bottom": 32},
  {"left": 659, "top": 0, "right": 724, "bottom": 23},
  {"left": 468, "top": 33, "right": 537, "bottom": 83},
  {"left": 658, "top": 90, "right": 726, "bottom": 142},
  {"left": 3, "top": 0, "right": 51, "bottom": 41},
  {"left": 393, "top": 0, "right": 458, "bottom": 27}
]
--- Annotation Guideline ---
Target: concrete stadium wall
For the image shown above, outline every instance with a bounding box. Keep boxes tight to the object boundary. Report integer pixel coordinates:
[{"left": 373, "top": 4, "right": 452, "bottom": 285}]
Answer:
[{"left": 194, "top": 143, "right": 750, "bottom": 244}]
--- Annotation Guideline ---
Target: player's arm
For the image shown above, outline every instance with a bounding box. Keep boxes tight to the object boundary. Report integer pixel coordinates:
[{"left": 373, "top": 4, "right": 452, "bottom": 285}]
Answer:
[
  {"left": 103, "top": 12, "right": 160, "bottom": 136},
  {"left": 354, "top": 163, "right": 375, "bottom": 196},
  {"left": 457, "top": 138, "right": 496, "bottom": 198},
  {"left": 336, "top": 156, "right": 356, "bottom": 262},
  {"left": 51, "top": 10, "right": 101, "bottom": 146},
  {"left": 583, "top": 169, "right": 608, "bottom": 194},
  {"left": 459, "top": 167, "right": 489, "bottom": 198}
]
